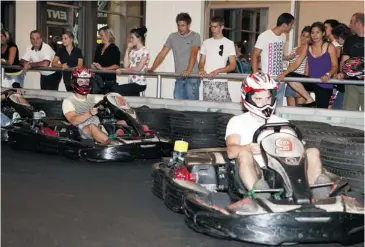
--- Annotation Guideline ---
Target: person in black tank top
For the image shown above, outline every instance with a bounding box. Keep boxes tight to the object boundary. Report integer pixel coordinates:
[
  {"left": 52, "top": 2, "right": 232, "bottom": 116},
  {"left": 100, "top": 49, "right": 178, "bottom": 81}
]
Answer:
[{"left": 1, "top": 29, "right": 24, "bottom": 87}]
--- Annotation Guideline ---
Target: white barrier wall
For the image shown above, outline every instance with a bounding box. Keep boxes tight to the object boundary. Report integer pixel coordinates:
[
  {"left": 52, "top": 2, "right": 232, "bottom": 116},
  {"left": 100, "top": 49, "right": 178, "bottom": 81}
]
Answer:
[{"left": 17, "top": 89, "right": 365, "bottom": 131}]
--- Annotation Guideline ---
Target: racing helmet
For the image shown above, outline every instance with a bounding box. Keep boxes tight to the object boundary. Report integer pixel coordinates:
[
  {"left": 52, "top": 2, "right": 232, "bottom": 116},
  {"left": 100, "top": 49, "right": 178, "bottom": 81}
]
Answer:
[
  {"left": 241, "top": 72, "right": 278, "bottom": 119},
  {"left": 71, "top": 67, "right": 94, "bottom": 95},
  {"left": 342, "top": 57, "right": 364, "bottom": 80}
]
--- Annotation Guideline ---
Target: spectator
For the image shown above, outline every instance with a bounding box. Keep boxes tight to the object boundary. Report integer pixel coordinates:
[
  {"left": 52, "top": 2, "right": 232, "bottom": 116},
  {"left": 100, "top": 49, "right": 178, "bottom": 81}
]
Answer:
[
  {"left": 1, "top": 28, "right": 24, "bottom": 88},
  {"left": 149, "top": 13, "right": 201, "bottom": 100},
  {"left": 336, "top": 13, "right": 364, "bottom": 111},
  {"left": 332, "top": 23, "right": 352, "bottom": 46},
  {"left": 198, "top": 16, "right": 236, "bottom": 102},
  {"left": 51, "top": 31, "right": 83, "bottom": 91},
  {"left": 284, "top": 26, "right": 313, "bottom": 107},
  {"left": 280, "top": 22, "right": 338, "bottom": 109},
  {"left": 20, "top": 30, "right": 61, "bottom": 90},
  {"left": 251, "top": 13, "right": 295, "bottom": 107},
  {"left": 115, "top": 26, "right": 149, "bottom": 96},
  {"left": 92, "top": 26, "right": 120, "bottom": 85},
  {"left": 324, "top": 19, "right": 345, "bottom": 109},
  {"left": 329, "top": 24, "right": 352, "bottom": 109},
  {"left": 234, "top": 41, "right": 251, "bottom": 74},
  {"left": 324, "top": 19, "right": 342, "bottom": 58}
]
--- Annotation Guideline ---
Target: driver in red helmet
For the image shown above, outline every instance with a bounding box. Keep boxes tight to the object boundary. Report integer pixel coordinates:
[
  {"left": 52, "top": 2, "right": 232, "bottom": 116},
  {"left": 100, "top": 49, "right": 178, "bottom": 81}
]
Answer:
[
  {"left": 225, "top": 72, "right": 330, "bottom": 199},
  {"left": 62, "top": 67, "right": 119, "bottom": 145}
]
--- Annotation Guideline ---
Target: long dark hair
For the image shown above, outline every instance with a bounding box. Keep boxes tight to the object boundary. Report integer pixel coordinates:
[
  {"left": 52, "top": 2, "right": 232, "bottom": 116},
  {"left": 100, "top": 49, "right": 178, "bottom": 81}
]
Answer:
[
  {"left": 310, "top": 22, "right": 327, "bottom": 42},
  {"left": 1, "top": 28, "right": 14, "bottom": 44},
  {"left": 130, "top": 26, "right": 148, "bottom": 46}
]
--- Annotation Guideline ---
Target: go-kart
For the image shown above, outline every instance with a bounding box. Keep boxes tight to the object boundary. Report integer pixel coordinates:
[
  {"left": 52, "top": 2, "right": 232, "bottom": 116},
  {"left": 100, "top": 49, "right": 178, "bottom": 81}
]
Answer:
[
  {"left": 3, "top": 91, "right": 173, "bottom": 162},
  {"left": 151, "top": 122, "right": 364, "bottom": 245},
  {"left": 1, "top": 88, "right": 38, "bottom": 142}
]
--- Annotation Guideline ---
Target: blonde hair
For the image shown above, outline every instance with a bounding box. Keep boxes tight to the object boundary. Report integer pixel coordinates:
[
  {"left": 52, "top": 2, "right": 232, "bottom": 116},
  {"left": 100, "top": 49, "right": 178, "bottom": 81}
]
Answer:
[{"left": 98, "top": 26, "right": 115, "bottom": 43}]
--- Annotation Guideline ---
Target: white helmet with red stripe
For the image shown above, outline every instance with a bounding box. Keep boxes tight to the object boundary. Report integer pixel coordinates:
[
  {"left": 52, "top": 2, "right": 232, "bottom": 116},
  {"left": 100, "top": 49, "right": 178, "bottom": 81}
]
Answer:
[{"left": 241, "top": 72, "right": 278, "bottom": 119}]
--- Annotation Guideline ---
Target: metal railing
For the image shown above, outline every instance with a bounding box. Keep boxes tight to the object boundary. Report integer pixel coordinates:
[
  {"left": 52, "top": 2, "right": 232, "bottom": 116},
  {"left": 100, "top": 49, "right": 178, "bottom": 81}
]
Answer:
[{"left": 1, "top": 65, "right": 364, "bottom": 99}]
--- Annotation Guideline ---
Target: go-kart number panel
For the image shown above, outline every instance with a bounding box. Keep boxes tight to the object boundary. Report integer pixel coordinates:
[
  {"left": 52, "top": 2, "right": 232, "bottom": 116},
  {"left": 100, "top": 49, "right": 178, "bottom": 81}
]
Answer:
[{"left": 261, "top": 132, "right": 304, "bottom": 158}]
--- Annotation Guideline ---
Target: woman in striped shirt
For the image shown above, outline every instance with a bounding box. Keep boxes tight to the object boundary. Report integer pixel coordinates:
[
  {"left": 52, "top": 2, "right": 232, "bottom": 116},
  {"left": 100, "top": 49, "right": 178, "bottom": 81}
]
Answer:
[{"left": 284, "top": 26, "right": 312, "bottom": 106}]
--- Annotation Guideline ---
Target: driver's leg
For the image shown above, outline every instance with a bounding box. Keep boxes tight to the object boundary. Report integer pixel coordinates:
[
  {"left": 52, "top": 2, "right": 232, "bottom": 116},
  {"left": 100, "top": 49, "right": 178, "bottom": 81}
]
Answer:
[
  {"left": 237, "top": 150, "right": 259, "bottom": 190},
  {"left": 82, "top": 124, "right": 109, "bottom": 144},
  {"left": 306, "top": 148, "right": 331, "bottom": 199},
  {"left": 306, "top": 148, "right": 322, "bottom": 184},
  {"left": 237, "top": 150, "right": 271, "bottom": 199}
]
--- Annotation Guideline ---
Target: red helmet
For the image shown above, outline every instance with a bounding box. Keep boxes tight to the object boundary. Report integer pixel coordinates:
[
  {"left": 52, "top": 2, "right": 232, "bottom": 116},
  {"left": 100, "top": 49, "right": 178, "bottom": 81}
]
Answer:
[
  {"left": 241, "top": 72, "right": 278, "bottom": 119},
  {"left": 342, "top": 57, "right": 364, "bottom": 80},
  {"left": 71, "top": 68, "right": 94, "bottom": 95}
]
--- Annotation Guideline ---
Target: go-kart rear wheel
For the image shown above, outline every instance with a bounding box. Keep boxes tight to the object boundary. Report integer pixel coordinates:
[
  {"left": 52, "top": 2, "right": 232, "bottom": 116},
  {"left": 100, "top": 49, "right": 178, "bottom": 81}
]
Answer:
[{"left": 151, "top": 163, "right": 166, "bottom": 200}]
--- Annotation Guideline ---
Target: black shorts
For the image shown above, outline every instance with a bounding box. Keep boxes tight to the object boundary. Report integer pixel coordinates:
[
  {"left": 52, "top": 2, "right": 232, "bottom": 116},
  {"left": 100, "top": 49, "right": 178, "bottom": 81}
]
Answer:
[{"left": 302, "top": 83, "right": 333, "bottom": 108}]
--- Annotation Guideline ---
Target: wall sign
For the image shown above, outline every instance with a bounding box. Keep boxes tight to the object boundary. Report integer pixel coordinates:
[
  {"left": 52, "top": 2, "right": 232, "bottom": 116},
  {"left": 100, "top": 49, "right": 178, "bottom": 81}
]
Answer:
[{"left": 46, "top": 5, "right": 69, "bottom": 24}]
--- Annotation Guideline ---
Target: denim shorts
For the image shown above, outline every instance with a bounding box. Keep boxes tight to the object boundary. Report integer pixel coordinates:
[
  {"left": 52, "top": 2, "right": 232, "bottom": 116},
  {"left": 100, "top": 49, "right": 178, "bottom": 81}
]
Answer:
[{"left": 285, "top": 84, "right": 297, "bottom": 97}]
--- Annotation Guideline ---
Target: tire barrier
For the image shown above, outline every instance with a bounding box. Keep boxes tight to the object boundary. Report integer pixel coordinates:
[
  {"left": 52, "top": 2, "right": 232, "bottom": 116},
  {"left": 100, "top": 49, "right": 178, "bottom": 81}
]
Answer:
[{"left": 16, "top": 101, "right": 365, "bottom": 193}]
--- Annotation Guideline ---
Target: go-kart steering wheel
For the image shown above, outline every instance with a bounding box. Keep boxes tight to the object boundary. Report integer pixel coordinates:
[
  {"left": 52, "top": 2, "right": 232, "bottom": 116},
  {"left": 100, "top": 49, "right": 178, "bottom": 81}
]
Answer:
[
  {"left": 252, "top": 122, "right": 303, "bottom": 143},
  {"left": 93, "top": 98, "right": 109, "bottom": 118},
  {"left": 93, "top": 98, "right": 106, "bottom": 109}
]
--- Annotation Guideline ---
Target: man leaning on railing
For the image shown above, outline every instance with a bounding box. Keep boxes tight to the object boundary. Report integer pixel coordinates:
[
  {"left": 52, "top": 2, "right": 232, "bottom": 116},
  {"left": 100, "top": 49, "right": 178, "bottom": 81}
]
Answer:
[{"left": 19, "top": 30, "right": 61, "bottom": 90}]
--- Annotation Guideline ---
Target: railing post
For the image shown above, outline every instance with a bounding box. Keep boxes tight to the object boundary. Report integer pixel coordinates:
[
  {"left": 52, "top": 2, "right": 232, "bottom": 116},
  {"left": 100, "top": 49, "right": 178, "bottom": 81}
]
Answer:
[
  {"left": 1, "top": 67, "right": 4, "bottom": 87},
  {"left": 156, "top": 75, "right": 162, "bottom": 98}
]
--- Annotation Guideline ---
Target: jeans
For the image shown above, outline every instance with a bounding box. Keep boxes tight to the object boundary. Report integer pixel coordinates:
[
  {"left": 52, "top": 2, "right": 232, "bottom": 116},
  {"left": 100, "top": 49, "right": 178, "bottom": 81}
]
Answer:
[
  {"left": 174, "top": 78, "right": 201, "bottom": 100},
  {"left": 332, "top": 91, "right": 344, "bottom": 110},
  {"left": 276, "top": 83, "right": 286, "bottom": 107}
]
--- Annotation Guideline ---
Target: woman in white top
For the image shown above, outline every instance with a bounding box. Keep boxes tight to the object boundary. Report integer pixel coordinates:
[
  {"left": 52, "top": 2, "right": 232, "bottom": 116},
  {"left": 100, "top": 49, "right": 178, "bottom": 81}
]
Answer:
[{"left": 116, "top": 26, "right": 150, "bottom": 96}]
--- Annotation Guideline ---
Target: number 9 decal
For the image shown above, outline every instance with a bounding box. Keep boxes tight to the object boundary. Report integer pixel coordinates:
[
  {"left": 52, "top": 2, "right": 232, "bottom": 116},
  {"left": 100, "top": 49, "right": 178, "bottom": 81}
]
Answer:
[{"left": 275, "top": 138, "right": 293, "bottom": 153}]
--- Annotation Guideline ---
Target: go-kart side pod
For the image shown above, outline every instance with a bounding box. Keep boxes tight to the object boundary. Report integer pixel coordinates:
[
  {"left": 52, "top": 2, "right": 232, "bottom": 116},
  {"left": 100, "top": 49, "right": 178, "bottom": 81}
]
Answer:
[{"left": 183, "top": 193, "right": 364, "bottom": 246}]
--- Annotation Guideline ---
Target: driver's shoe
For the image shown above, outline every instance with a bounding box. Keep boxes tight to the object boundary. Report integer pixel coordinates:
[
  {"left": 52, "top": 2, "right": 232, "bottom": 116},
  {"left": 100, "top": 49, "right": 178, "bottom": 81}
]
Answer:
[{"left": 312, "top": 174, "right": 331, "bottom": 200}]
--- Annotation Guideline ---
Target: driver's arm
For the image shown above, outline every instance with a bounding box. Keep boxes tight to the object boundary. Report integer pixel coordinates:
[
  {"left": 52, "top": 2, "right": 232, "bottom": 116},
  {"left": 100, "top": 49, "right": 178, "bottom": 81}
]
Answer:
[
  {"left": 226, "top": 134, "right": 251, "bottom": 159},
  {"left": 62, "top": 100, "right": 93, "bottom": 126}
]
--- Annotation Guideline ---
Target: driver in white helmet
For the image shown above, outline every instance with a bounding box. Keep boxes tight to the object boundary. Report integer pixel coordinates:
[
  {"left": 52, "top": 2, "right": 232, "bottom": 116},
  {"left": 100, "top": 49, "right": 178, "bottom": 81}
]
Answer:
[
  {"left": 62, "top": 67, "right": 120, "bottom": 145},
  {"left": 225, "top": 72, "right": 330, "bottom": 199}
]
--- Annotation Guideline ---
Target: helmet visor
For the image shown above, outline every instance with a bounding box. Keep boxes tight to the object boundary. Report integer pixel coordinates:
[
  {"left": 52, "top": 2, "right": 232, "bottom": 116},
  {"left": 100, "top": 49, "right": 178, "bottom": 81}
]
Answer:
[
  {"left": 245, "top": 89, "right": 277, "bottom": 108},
  {"left": 77, "top": 78, "right": 91, "bottom": 87}
]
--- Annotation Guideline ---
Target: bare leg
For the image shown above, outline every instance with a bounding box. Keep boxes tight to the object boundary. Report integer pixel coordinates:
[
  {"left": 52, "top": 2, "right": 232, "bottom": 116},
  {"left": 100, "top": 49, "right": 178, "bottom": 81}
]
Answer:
[
  {"left": 83, "top": 124, "right": 109, "bottom": 144},
  {"left": 286, "top": 96, "right": 296, "bottom": 107},
  {"left": 306, "top": 148, "right": 331, "bottom": 199},
  {"left": 296, "top": 96, "right": 306, "bottom": 105},
  {"left": 288, "top": 82, "right": 315, "bottom": 103},
  {"left": 306, "top": 148, "right": 323, "bottom": 184},
  {"left": 237, "top": 150, "right": 260, "bottom": 190}
]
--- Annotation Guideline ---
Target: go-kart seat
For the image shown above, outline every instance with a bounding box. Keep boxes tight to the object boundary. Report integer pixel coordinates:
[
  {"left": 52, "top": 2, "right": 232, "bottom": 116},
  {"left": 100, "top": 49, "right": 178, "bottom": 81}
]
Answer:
[
  {"left": 185, "top": 149, "right": 230, "bottom": 166},
  {"left": 42, "top": 119, "right": 81, "bottom": 140}
]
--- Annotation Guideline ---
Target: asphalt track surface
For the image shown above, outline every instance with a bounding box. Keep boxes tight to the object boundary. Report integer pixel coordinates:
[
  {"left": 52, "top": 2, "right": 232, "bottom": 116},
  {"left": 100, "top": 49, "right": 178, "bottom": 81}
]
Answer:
[{"left": 1, "top": 145, "right": 363, "bottom": 247}]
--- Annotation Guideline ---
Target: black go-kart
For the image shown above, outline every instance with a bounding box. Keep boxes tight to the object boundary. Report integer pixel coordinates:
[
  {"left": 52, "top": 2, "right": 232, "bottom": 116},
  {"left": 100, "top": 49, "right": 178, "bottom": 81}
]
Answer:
[
  {"left": 151, "top": 122, "right": 364, "bottom": 246},
  {"left": 2, "top": 90, "right": 172, "bottom": 162}
]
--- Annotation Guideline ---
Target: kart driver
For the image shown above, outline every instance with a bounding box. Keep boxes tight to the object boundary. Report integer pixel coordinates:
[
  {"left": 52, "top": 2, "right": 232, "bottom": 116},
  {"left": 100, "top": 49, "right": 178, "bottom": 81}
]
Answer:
[
  {"left": 62, "top": 67, "right": 121, "bottom": 145},
  {"left": 225, "top": 72, "right": 330, "bottom": 199}
]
